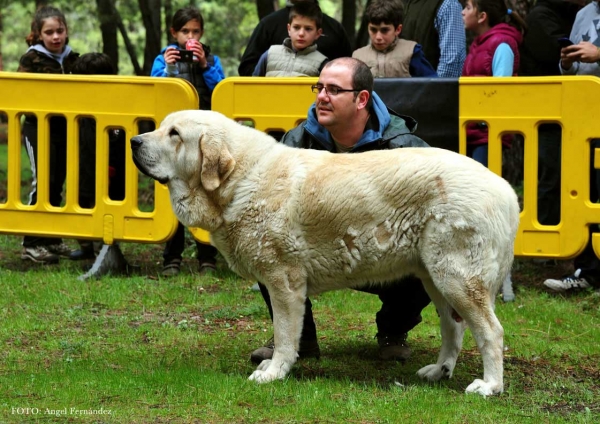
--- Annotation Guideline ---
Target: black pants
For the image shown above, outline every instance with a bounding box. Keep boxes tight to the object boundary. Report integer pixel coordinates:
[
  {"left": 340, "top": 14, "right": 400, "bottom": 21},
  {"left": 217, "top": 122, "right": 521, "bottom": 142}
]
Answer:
[
  {"left": 537, "top": 124, "right": 562, "bottom": 226},
  {"left": 538, "top": 132, "right": 600, "bottom": 285},
  {"left": 162, "top": 222, "right": 218, "bottom": 264},
  {"left": 258, "top": 275, "right": 431, "bottom": 341},
  {"left": 575, "top": 139, "right": 600, "bottom": 286},
  {"left": 22, "top": 117, "right": 66, "bottom": 247}
]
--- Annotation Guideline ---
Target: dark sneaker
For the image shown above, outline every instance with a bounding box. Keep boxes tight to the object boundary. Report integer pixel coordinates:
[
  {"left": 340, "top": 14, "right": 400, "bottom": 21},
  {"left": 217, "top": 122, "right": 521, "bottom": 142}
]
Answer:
[
  {"left": 162, "top": 258, "right": 182, "bottom": 277},
  {"left": 21, "top": 246, "right": 59, "bottom": 264},
  {"left": 47, "top": 243, "right": 73, "bottom": 258},
  {"left": 543, "top": 269, "right": 591, "bottom": 292},
  {"left": 70, "top": 247, "right": 96, "bottom": 260},
  {"left": 198, "top": 261, "right": 217, "bottom": 276},
  {"left": 378, "top": 333, "right": 411, "bottom": 361},
  {"left": 250, "top": 336, "right": 320, "bottom": 364}
]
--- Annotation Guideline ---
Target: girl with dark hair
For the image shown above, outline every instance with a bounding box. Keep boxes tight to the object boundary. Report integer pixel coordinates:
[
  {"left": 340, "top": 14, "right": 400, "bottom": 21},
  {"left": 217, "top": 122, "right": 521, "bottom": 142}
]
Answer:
[
  {"left": 461, "top": 0, "right": 525, "bottom": 166},
  {"left": 18, "top": 5, "right": 80, "bottom": 264},
  {"left": 150, "top": 6, "right": 224, "bottom": 277},
  {"left": 150, "top": 6, "right": 225, "bottom": 110}
]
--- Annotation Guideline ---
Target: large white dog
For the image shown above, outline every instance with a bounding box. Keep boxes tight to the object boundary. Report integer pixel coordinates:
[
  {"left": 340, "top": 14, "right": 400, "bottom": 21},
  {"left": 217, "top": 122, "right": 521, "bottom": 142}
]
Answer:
[{"left": 131, "top": 110, "right": 520, "bottom": 396}]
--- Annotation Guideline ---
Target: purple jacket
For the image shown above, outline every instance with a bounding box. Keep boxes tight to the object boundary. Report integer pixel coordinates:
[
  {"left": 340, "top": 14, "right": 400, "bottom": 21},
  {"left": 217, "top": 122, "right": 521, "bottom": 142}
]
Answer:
[{"left": 462, "top": 23, "right": 522, "bottom": 77}]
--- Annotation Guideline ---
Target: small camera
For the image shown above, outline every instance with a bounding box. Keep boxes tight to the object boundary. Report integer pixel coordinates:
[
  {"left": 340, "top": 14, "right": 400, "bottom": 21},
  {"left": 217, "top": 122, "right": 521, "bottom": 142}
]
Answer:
[{"left": 176, "top": 49, "right": 194, "bottom": 63}]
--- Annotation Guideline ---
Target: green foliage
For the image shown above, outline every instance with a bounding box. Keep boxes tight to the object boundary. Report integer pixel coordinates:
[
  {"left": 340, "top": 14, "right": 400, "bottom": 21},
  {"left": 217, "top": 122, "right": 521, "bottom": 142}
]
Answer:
[
  {"left": 0, "top": 0, "right": 348, "bottom": 77},
  {"left": 0, "top": 0, "right": 260, "bottom": 76}
]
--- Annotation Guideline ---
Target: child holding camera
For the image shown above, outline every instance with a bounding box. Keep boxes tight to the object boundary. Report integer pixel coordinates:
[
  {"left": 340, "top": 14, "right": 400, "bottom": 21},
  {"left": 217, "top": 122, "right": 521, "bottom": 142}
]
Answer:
[
  {"left": 150, "top": 6, "right": 224, "bottom": 276},
  {"left": 150, "top": 6, "right": 225, "bottom": 110}
]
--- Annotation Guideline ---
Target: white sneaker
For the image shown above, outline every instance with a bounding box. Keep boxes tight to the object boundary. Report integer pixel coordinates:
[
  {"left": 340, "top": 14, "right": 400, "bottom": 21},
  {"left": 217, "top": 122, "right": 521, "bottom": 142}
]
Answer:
[
  {"left": 543, "top": 269, "right": 592, "bottom": 292},
  {"left": 21, "top": 246, "right": 59, "bottom": 264}
]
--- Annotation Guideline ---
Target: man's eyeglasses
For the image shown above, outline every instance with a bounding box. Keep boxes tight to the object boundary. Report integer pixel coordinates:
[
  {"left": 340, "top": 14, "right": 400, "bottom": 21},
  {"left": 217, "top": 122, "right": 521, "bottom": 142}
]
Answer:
[{"left": 311, "top": 84, "right": 360, "bottom": 96}]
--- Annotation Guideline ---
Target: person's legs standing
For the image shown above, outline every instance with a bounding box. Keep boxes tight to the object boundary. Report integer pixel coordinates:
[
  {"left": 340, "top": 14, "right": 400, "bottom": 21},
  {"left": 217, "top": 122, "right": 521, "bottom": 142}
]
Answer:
[
  {"left": 21, "top": 117, "right": 62, "bottom": 263},
  {"left": 357, "top": 276, "right": 431, "bottom": 360},
  {"left": 162, "top": 222, "right": 186, "bottom": 276},
  {"left": 468, "top": 144, "right": 488, "bottom": 167},
  {"left": 537, "top": 124, "right": 561, "bottom": 226},
  {"left": 196, "top": 241, "right": 218, "bottom": 275},
  {"left": 544, "top": 139, "right": 600, "bottom": 291}
]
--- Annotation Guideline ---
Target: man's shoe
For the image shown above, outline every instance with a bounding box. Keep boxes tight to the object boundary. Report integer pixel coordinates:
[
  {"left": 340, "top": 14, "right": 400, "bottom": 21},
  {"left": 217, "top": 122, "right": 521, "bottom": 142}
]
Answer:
[
  {"left": 543, "top": 269, "right": 592, "bottom": 292},
  {"left": 162, "top": 258, "right": 182, "bottom": 277},
  {"left": 21, "top": 246, "right": 59, "bottom": 264},
  {"left": 378, "top": 333, "right": 411, "bottom": 361},
  {"left": 47, "top": 243, "right": 73, "bottom": 258},
  {"left": 250, "top": 336, "right": 320, "bottom": 365}
]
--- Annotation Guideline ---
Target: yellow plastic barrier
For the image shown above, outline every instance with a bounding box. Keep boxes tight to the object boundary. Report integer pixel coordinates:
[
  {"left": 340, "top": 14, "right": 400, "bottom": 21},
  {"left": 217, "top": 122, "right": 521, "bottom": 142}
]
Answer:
[
  {"left": 460, "top": 76, "right": 600, "bottom": 259},
  {"left": 0, "top": 72, "right": 198, "bottom": 245},
  {"left": 213, "top": 76, "right": 600, "bottom": 260}
]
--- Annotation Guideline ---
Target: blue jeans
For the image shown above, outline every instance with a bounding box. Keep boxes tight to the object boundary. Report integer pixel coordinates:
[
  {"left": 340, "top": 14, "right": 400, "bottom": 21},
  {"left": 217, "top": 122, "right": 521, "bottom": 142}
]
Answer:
[{"left": 467, "top": 144, "right": 488, "bottom": 167}]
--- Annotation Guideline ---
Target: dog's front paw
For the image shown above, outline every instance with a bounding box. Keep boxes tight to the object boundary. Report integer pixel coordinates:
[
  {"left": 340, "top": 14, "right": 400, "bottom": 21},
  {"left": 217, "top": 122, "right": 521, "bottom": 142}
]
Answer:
[
  {"left": 248, "top": 369, "right": 281, "bottom": 384},
  {"left": 416, "top": 363, "right": 452, "bottom": 382},
  {"left": 257, "top": 359, "right": 271, "bottom": 371},
  {"left": 465, "top": 379, "right": 503, "bottom": 396}
]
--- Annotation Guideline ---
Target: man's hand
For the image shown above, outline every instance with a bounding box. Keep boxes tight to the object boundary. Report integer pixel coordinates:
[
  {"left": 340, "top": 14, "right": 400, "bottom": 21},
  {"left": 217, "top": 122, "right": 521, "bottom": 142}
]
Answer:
[{"left": 561, "top": 41, "right": 600, "bottom": 69}]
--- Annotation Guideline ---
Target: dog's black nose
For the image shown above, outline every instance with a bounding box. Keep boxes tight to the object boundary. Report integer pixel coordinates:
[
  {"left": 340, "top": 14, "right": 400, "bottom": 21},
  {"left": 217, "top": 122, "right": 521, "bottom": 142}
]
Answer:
[{"left": 130, "top": 136, "right": 143, "bottom": 150}]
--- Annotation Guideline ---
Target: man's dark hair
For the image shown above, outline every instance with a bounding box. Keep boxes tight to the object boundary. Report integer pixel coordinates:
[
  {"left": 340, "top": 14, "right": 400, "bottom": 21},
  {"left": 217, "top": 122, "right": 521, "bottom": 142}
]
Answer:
[
  {"left": 323, "top": 57, "right": 374, "bottom": 109},
  {"left": 365, "top": 0, "right": 404, "bottom": 28},
  {"left": 289, "top": 1, "right": 323, "bottom": 29},
  {"left": 72, "top": 52, "right": 116, "bottom": 75}
]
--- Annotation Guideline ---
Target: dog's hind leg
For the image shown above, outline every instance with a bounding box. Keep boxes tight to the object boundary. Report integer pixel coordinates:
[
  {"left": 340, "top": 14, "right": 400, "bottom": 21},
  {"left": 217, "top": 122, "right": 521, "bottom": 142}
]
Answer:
[
  {"left": 248, "top": 273, "right": 306, "bottom": 383},
  {"left": 421, "top": 273, "right": 504, "bottom": 396},
  {"left": 416, "top": 277, "right": 467, "bottom": 383}
]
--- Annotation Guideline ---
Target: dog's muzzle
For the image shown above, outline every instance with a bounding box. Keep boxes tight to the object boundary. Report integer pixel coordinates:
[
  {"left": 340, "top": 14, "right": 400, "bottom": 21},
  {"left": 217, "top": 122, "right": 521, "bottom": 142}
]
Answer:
[{"left": 130, "top": 136, "right": 169, "bottom": 184}]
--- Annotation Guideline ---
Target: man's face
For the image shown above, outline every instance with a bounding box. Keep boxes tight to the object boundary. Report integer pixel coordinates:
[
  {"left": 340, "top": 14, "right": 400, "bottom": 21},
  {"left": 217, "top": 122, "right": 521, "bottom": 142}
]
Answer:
[
  {"left": 368, "top": 22, "right": 401, "bottom": 52},
  {"left": 287, "top": 16, "right": 322, "bottom": 50},
  {"left": 315, "top": 64, "right": 359, "bottom": 129}
]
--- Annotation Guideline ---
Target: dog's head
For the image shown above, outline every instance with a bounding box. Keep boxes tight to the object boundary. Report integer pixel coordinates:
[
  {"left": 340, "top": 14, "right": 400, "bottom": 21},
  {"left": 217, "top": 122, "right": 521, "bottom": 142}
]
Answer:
[{"left": 130, "top": 110, "right": 237, "bottom": 231}]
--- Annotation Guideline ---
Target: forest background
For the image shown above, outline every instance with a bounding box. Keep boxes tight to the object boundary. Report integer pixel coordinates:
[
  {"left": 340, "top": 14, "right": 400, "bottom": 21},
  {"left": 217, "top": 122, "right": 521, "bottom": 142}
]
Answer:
[{"left": 0, "top": 0, "right": 373, "bottom": 77}]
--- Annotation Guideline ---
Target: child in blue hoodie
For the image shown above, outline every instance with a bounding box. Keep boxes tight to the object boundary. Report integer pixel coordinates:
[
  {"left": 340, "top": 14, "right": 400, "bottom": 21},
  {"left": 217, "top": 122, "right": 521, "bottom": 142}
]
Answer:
[
  {"left": 150, "top": 6, "right": 224, "bottom": 276},
  {"left": 151, "top": 6, "right": 225, "bottom": 110}
]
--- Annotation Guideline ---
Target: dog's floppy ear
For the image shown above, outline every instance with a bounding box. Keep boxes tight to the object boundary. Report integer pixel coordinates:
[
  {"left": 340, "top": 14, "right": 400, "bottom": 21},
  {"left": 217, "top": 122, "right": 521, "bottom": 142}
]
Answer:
[{"left": 200, "top": 134, "right": 235, "bottom": 192}]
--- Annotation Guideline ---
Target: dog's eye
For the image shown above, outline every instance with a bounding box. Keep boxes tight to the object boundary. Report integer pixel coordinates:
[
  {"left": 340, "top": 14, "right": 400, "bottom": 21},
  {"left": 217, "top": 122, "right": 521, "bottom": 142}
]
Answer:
[{"left": 169, "top": 129, "right": 179, "bottom": 138}]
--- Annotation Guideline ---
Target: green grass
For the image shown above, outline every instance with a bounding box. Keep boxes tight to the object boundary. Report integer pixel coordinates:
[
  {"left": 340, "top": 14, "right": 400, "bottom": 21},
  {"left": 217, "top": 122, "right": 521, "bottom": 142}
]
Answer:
[{"left": 0, "top": 233, "right": 598, "bottom": 423}]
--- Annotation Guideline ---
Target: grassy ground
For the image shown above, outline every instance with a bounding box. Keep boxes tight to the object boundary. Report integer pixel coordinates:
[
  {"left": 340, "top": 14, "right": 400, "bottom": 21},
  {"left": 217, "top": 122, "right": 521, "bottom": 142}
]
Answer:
[{"left": 0, "top": 232, "right": 598, "bottom": 423}]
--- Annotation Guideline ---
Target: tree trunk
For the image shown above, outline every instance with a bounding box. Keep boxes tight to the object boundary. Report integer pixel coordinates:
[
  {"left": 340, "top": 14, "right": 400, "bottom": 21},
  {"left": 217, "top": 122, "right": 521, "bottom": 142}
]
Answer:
[
  {"left": 138, "top": 0, "right": 162, "bottom": 75},
  {"left": 164, "top": 0, "right": 173, "bottom": 46},
  {"left": 256, "top": 0, "right": 277, "bottom": 20},
  {"left": 110, "top": 3, "right": 143, "bottom": 75},
  {"left": 36, "top": 0, "right": 48, "bottom": 8},
  {"left": 96, "top": 0, "right": 119, "bottom": 70},
  {"left": 0, "top": 9, "right": 3, "bottom": 71},
  {"left": 341, "top": 0, "right": 356, "bottom": 47},
  {"left": 355, "top": 0, "right": 373, "bottom": 50}
]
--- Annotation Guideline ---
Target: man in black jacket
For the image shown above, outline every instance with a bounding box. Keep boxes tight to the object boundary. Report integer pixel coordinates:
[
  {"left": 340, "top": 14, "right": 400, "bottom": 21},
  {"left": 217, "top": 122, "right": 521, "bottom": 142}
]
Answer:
[
  {"left": 238, "top": 0, "right": 352, "bottom": 76},
  {"left": 250, "top": 57, "right": 432, "bottom": 364}
]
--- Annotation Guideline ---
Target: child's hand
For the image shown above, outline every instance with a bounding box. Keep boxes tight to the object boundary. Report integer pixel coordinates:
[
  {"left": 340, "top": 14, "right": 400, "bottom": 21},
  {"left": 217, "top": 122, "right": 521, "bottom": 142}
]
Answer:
[
  {"left": 164, "top": 47, "right": 180, "bottom": 65},
  {"left": 186, "top": 40, "right": 207, "bottom": 68}
]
